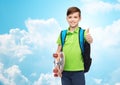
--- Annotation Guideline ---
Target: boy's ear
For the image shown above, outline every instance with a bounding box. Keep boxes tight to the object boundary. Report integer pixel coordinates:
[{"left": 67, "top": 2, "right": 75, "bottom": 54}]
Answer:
[{"left": 79, "top": 16, "right": 81, "bottom": 21}]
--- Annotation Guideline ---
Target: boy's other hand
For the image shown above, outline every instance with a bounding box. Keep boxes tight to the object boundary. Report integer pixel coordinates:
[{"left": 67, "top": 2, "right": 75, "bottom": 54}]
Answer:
[{"left": 85, "top": 29, "right": 93, "bottom": 44}]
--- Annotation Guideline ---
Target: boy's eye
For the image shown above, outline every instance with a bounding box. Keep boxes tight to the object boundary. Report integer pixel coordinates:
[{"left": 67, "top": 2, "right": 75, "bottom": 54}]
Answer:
[
  {"left": 74, "top": 16, "right": 78, "bottom": 18},
  {"left": 68, "top": 16, "right": 72, "bottom": 18},
  {"left": 74, "top": 16, "right": 77, "bottom": 18}
]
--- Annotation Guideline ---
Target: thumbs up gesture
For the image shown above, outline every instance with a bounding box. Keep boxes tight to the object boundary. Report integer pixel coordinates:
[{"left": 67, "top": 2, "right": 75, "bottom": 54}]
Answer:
[{"left": 85, "top": 29, "right": 93, "bottom": 44}]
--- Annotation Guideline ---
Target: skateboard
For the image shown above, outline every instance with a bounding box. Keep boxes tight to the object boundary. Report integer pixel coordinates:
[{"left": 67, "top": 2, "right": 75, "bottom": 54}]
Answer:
[{"left": 53, "top": 52, "right": 65, "bottom": 77}]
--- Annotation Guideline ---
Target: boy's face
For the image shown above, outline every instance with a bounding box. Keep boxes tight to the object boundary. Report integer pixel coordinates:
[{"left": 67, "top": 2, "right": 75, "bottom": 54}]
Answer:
[{"left": 66, "top": 12, "right": 81, "bottom": 28}]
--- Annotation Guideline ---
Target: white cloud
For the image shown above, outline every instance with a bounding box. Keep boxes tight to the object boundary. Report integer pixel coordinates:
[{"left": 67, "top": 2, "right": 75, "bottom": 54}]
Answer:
[
  {"left": 25, "top": 18, "right": 61, "bottom": 49},
  {"left": 73, "top": 0, "right": 99, "bottom": 3},
  {"left": 0, "top": 18, "right": 62, "bottom": 84},
  {"left": 0, "top": 28, "right": 32, "bottom": 62},
  {"left": 0, "top": 64, "right": 61, "bottom": 85},
  {"left": 33, "top": 73, "right": 61, "bottom": 85},
  {"left": 25, "top": 18, "right": 60, "bottom": 34},
  {"left": 0, "top": 63, "right": 29, "bottom": 85},
  {"left": 0, "top": 18, "right": 62, "bottom": 85},
  {"left": 104, "top": 83, "right": 109, "bottom": 85},
  {"left": 110, "top": 68, "right": 120, "bottom": 84},
  {"left": 115, "top": 83, "right": 120, "bottom": 85},
  {"left": 90, "top": 19, "right": 120, "bottom": 70},
  {"left": 91, "top": 19, "right": 120, "bottom": 48},
  {"left": 93, "top": 78, "right": 102, "bottom": 84},
  {"left": 98, "top": 68, "right": 120, "bottom": 85},
  {"left": 5, "top": 65, "right": 21, "bottom": 78},
  {"left": 0, "top": 73, "right": 15, "bottom": 85},
  {"left": 30, "top": 72, "right": 37, "bottom": 77},
  {"left": 23, "top": 18, "right": 62, "bottom": 66},
  {"left": 0, "top": 18, "right": 61, "bottom": 62},
  {"left": 0, "top": 63, "right": 13, "bottom": 85},
  {"left": 118, "top": 0, "right": 120, "bottom": 3},
  {"left": 0, "top": 63, "right": 4, "bottom": 73},
  {"left": 82, "top": 1, "right": 120, "bottom": 14}
]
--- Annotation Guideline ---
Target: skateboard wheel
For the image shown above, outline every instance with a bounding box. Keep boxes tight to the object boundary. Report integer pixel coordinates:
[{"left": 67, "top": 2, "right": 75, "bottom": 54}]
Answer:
[
  {"left": 53, "top": 53, "right": 58, "bottom": 58},
  {"left": 54, "top": 73, "right": 58, "bottom": 77},
  {"left": 53, "top": 68, "right": 58, "bottom": 73}
]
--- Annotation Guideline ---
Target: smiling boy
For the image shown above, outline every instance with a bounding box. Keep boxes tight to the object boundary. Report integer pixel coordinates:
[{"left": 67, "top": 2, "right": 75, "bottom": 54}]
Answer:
[{"left": 56, "top": 7, "right": 93, "bottom": 85}]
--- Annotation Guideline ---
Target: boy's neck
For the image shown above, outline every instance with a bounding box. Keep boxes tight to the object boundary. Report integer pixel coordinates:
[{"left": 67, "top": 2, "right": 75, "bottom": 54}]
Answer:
[{"left": 69, "top": 26, "right": 78, "bottom": 32}]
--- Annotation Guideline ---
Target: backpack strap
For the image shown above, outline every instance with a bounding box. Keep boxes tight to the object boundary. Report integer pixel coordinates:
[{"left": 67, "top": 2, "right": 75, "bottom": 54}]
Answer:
[
  {"left": 60, "top": 30, "right": 67, "bottom": 48},
  {"left": 79, "top": 28, "right": 85, "bottom": 53}
]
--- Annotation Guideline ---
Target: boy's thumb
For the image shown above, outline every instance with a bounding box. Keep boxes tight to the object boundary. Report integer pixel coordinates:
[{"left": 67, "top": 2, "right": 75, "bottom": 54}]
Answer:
[{"left": 86, "top": 28, "right": 89, "bottom": 34}]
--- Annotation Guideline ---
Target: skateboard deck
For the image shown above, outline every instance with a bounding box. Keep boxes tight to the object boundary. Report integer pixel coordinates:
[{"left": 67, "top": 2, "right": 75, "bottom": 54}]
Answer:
[{"left": 53, "top": 52, "right": 65, "bottom": 77}]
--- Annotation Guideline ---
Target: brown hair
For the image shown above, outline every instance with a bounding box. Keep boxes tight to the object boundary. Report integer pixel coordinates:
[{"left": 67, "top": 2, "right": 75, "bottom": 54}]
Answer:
[{"left": 66, "top": 7, "right": 81, "bottom": 17}]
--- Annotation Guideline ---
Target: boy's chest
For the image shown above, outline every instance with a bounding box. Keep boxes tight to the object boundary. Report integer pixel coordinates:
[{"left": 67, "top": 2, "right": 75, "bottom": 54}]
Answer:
[{"left": 65, "top": 33, "right": 79, "bottom": 45}]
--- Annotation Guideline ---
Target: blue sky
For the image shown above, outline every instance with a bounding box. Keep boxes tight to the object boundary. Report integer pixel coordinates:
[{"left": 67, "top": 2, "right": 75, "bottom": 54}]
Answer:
[{"left": 0, "top": 0, "right": 120, "bottom": 85}]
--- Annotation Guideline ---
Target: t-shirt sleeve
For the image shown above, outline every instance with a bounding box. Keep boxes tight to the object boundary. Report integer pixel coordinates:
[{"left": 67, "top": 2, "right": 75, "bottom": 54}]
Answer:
[{"left": 56, "top": 34, "right": 62, "bottom": 45}]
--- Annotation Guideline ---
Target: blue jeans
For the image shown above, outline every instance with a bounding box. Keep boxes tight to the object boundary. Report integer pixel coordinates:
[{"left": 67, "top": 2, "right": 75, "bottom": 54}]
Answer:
[{"left": 61, "top": 71, "right": 85, "bottom": 85}]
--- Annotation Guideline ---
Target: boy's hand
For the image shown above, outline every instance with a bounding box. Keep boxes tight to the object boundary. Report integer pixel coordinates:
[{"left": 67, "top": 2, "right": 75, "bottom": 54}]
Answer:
[{"left": 85, "top": 29, "right": 93, "bottom": 44}]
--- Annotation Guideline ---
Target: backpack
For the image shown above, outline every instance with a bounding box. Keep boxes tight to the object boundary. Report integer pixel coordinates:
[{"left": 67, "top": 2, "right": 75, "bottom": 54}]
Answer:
[{"left": 60, "top": 27, "right": 92, "bottom": 73}]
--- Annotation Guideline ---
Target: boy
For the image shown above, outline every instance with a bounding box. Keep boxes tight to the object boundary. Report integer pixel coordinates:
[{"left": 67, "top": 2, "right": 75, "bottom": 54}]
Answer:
[{"left": 56, "top": 7, "right": 93, "bottom": 85}]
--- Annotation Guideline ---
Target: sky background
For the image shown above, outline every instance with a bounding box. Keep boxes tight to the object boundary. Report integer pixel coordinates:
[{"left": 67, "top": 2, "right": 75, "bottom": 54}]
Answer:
[{"left": 0, "top": 0, "right": 120, "bottom": 85}]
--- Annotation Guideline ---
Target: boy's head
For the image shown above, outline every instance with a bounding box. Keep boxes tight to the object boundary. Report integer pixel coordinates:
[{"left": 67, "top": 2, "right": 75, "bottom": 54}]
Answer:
[
  {"left": 67, "top": 7, "right": 81, "bottom": 17},
  {"left": 66, "top": 7, "right": 81, "bottom": 28}
]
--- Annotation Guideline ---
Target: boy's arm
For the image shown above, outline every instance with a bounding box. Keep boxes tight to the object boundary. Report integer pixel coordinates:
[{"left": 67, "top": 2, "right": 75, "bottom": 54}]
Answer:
[
  {"left": 56, "top": 34, "right": 62, "bottom": 53},
  {"left": 85, "top": 29, "right": 93, "bottom": 44},
  {"left": 55, "top": 35, "right": 62, "bottom": 60},
  {"left": 56, "top": 45, "right": 62, "bottom": 53}
]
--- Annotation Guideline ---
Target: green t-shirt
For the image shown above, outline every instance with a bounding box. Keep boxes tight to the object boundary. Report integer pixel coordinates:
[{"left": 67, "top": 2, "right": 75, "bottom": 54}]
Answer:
[{"left": 57, "top": 27, "right": 86, "bottom": 71}]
